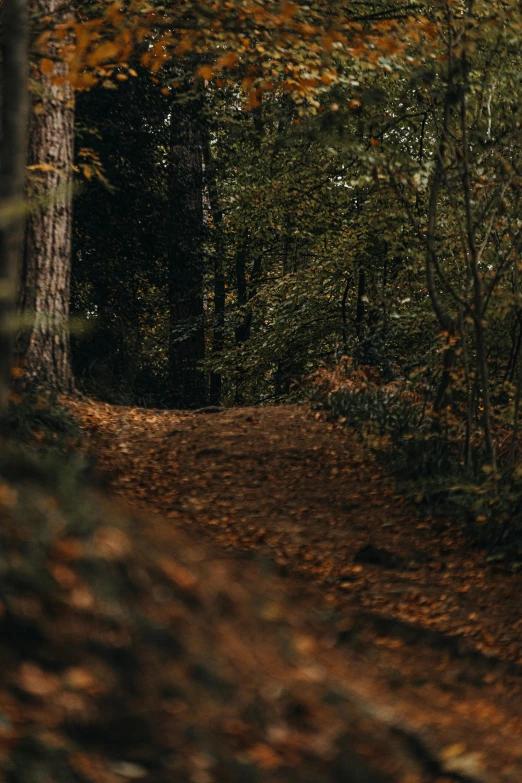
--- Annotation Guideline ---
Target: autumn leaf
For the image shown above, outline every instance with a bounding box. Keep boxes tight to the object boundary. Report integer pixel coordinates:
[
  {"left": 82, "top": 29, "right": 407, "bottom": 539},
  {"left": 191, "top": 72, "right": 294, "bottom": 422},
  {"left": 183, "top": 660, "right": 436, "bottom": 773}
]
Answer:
[
  {"left": 27, "top": 163, "right": 56, "bottom": 172},
  {"left": 197, "top": 65, "right": 213, "bottom": 80},
  {"left": 245, "top": 89, "right": 261, "bottom": 110},
  {"left": 87, "top": 41, "right": 121, "bottom": 66},
  {"left": 40, "top": 57, "right": 54, "bottom": 76},
  {"left": 18, "top": 663, "right": 60, "bottom": 697},
  {"left": 216, "top": 51, "right": 238, "bottom": 69}
]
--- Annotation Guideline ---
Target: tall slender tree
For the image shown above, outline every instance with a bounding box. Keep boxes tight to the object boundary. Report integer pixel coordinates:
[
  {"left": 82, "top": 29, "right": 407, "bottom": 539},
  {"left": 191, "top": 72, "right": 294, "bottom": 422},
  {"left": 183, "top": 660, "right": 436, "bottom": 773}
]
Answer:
[
  {"left": 204, "top": 137, "right": 225, "bottom": 406},
  {"left": 0, "top": 0, "right": 29, "bottom": 418},
  {"left": 16, "top": 0, "right": 75, "bottom": 392},
  {"left": 168, "top": 88, "right": 207, "bottom": 408}
]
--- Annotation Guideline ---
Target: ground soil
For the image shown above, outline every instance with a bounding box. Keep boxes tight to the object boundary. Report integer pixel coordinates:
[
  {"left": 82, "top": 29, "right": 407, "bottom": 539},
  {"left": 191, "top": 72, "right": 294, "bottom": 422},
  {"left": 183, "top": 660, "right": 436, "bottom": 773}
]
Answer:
[{"left": 68, "top": 398, "right": 522, "bottom": 782}]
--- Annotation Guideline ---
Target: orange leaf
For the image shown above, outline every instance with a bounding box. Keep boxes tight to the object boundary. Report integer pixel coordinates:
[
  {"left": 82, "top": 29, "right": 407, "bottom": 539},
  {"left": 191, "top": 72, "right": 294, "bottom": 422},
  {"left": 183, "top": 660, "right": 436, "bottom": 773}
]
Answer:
[
  {"left": 64, "top": 667, "right": 96, "bottom": 691},
  {"left": 175, "top": 37, "right": 192, "bottom": 56},
  {"left": 87, "top": 41, "right": 120, "bottom": 66},
  {"left": 245, "top": 89, "right": 261, "bottom": 110},
  {"left": 94, "top": 527, "right": 131, "bottom": 560},
  {"left": 18, "top": 663, "right": 60, "bottom": 697},
  {"left": 279, "top": 2, "right": 297, "bottom": 21},
  {"left": 248, "top": 744, "right": 282, "bottom": 771},
  {"left": 40, "top": 58, "right": 54, "bottom": 76},
  {"left": 159, "top": 556, "right": 197, "bottom": 590},
  {"left": 69, "top": 71, "right": 98, "bottom": 90},
  {"left": 0, "top": 482, "right": 17, "bottom": 507},
  {"left": 197, "top": 65, "right": 213, "bottom": 80},
  {"left": 216, "top": 51, "right": 238, "bottom": 69}
]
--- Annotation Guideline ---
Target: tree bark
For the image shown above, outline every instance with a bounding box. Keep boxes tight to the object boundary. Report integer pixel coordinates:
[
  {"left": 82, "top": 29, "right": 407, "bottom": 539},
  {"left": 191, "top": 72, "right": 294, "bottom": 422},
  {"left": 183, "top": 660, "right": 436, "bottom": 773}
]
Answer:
[
  {"left": 203, "top": 138, "right": 225, "bottom": 406},
  {"left": 460, "top": 53, "right": 496, "bottom": 471},
  {"left": 168, "top": 90, "right": 207, "bottom": 409},
  {"left": 355, "top": 268, "right": 366, "bottom": 342},
  {"left": 16, "top": 0, "right": 75, "bottom": 393},
  {"left": 425, "top": 91, "right": 459, "bottom": 413},
  {"left": 0, "top": 0, "right": 29, "bottom": 419},
  {"left": 341, "top": 276, "right": 351, "bottom": 354}
]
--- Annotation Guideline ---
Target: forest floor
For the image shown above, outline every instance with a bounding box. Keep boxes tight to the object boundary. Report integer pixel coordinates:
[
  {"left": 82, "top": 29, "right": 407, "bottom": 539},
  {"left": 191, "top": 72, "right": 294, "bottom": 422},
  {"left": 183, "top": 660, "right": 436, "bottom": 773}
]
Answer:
[{"left": 68, "top": 398, "right": 522, "bottom": 782}]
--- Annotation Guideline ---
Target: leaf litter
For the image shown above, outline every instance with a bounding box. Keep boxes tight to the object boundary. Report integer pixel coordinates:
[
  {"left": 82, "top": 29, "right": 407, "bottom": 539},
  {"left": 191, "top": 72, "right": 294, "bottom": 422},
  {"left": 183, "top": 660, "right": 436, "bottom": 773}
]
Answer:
[{"left": 2, "top": 397, "right": 522, "bottom": 781}]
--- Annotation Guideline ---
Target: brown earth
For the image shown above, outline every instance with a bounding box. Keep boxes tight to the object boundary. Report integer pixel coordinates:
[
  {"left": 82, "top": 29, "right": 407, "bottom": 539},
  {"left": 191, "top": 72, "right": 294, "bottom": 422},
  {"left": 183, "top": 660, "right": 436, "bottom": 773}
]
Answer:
[{"left": 67, "top": 398, "right": 522, "bottom": 782}]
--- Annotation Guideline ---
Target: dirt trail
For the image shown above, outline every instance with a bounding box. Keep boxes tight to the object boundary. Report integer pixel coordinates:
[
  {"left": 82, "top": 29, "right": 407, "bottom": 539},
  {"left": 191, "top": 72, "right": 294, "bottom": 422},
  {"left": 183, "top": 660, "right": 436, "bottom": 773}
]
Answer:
[{"left": 70, "top": 399, "right": 522, "bottom": 781}]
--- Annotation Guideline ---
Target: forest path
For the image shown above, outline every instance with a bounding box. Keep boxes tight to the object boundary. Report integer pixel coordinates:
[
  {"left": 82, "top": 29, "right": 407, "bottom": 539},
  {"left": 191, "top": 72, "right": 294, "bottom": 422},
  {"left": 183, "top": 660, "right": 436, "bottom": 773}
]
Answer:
[{"left": 69, "top": 398, "right": 522, "bottom": 781}]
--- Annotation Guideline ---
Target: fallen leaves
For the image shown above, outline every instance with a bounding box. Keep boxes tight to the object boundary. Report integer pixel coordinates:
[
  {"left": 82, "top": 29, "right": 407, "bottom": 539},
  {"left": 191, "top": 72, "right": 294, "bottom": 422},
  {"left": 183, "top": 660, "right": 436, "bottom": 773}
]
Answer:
[
  {"left": 18, "top": 663, "right": 60, "bottom": 697},
  {"left": 53, "top": 396, "right": 522, "bottom": 781},
  {"left": 67, "top": 395, "right": 522, "bottom": 668},
  {"left": 94, "top": 527, "right": 132, "bottom": 560}
]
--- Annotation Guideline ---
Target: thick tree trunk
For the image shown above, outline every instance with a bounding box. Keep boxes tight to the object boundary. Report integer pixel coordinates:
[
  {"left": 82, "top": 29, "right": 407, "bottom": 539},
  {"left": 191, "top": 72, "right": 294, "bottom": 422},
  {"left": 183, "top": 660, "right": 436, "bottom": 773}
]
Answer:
[
  {"left": 0, "top": 0, "right": 29, "bottom": 420},
  {"left": 168, "top": 92, "right": 207, "bottom": 409},
  {"left": 17, "top": 2, "right": 75, "bottom": 393}
]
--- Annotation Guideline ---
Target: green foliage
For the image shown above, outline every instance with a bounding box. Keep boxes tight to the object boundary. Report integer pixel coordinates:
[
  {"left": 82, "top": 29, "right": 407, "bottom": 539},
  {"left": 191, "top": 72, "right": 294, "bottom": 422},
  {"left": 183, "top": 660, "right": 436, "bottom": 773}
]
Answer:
[
  {"left": 66, "top": 0, "right": 522, "bottom": 554},
  {"left": 0, "top": 393, "right": 100, "bottom": 569},
  {"left": 323, "top": 387, "right": 417, "bottom": 435},
  {"left": 308, "top": 372, "right": 460, "bottom": 493}
]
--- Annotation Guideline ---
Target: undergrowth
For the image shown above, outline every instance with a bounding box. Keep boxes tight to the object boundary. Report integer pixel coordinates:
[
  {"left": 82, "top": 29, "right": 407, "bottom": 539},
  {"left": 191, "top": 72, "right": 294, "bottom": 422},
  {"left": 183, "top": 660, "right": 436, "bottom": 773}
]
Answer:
[
  {"left": 0, "top": 389, "right": 101, "bottom": 547},
  {"left": 307, "top": 359, "right": 522, "bottom": 565}
]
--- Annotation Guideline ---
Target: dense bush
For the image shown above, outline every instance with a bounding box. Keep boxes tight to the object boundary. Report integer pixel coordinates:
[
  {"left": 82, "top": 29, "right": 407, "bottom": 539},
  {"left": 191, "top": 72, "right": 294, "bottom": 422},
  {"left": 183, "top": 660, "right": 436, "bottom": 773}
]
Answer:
[{"left": 308, "top": 360, "right": 522, "bottom": 562}]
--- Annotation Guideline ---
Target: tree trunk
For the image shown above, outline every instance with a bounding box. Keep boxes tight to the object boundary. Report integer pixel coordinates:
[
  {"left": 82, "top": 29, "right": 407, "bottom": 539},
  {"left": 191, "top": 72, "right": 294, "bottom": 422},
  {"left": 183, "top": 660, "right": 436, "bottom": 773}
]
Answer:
[
  {"left": 168, "top": 90, "right": 207, "bottom": 409},
  {"left": 203, "top": 139, "right": 225, "bottom": 407},
  {"left": 460, "top": 58, "right": 496, "bottom": 471},
  {"left": 355, "top": 268, "right": 366, "bottom": 342},
  {"left": 0, "top": 0, "right": 29, "bottom": 420},
  {"left": 16, "top": 1, "right": 75, "bottom": 393}
]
